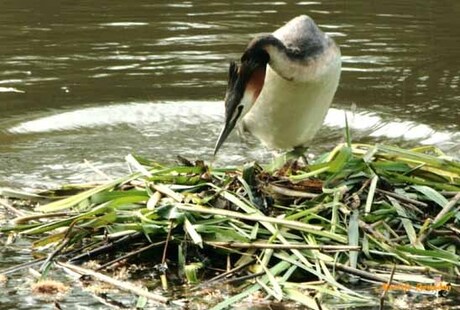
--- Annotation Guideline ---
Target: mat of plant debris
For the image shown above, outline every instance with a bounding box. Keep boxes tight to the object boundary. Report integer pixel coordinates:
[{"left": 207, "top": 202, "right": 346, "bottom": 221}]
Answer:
[{"left": 1, "top": 143, "right": 459, "bottom": 309}]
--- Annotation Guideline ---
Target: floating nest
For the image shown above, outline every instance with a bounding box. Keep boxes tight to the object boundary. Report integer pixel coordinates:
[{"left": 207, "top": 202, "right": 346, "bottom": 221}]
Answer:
[{"left": 0, "top": 143, "right": 459, "bottom": 309}]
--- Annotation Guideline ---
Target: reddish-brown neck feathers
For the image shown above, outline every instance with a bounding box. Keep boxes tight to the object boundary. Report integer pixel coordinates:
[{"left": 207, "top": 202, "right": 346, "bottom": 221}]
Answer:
[{"left": 246, "top": 66, "right": 266, "bottom": 102}]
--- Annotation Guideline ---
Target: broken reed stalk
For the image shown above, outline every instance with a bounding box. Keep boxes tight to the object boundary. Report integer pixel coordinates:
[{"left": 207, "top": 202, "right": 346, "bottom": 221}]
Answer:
[
  {"left": 0, "top": 198, "right": 26, "bottom": 217},
  {"left": 175, "top": 204, "right": 323, "bottom": 232},
  {"left": 206, "top": 241, "right": 360, "bottom": 251},
  {"left": 418, "top": 192, "right": 460, "bottom": 243},
  {"left": 58, "top": 262, "right": 169, "bottom": 304},
  {"left": 96, "top": 240, "right": 166, "bottom": 271},
  {"left": 379, "top": 264, "right": 397, "bottom": 310}
]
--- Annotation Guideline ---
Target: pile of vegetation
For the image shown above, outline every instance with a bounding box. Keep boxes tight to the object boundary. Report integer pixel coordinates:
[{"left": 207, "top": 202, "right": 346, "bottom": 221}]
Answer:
[{"left": 0, "top": 143, "right": 459, "bottom": 309}]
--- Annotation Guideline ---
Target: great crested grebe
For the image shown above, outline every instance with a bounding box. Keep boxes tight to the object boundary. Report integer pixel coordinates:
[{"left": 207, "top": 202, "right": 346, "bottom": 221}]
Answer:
[{"left": 214, "top": 15, "right": 341, "bottom": 155}]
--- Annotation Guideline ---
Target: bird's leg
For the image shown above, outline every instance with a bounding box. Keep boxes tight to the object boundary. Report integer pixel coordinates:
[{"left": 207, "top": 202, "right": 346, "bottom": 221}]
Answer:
[{"left": 290, "top": 145, "right": 310, "bottom": 166}]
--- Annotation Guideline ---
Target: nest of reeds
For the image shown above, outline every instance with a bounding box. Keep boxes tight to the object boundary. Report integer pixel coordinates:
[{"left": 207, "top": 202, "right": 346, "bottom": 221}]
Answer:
[{"left": 1, "top": 143, "right": 459, "bottom": 309}]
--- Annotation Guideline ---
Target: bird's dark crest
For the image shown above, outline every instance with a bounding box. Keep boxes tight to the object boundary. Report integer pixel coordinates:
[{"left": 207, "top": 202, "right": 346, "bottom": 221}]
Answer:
[
  {"left": 242, "top": 35, "right": 275, "bottom": 64},
  {"left": 227, "top": 61, "right": 239, "bottom": 90}
]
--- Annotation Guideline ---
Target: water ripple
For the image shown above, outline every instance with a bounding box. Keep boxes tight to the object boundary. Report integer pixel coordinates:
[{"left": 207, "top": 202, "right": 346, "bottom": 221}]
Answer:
[{"left": 8, "top": 101, "right": 457, "bottom": 154}]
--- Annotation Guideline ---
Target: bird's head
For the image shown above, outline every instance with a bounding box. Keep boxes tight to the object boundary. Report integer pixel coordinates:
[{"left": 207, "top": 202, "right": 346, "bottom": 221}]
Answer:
[{"left": 213, "top": 36, "right": 274, "bottom": 155}]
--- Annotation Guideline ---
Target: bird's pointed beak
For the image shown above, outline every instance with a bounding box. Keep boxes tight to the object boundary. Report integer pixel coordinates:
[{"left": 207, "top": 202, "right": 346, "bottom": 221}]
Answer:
[
  {"left": 213, "top": 62, "right": 246, "bottom": 156},
  {"left": 213, "top": 121, "right": 234, "bottom": 156},
  {"left": 213, "top": 88, "right": 244, "bottom": 156},
  {"left": 214, "top": 58, "right": 266, "bottom": 156}
]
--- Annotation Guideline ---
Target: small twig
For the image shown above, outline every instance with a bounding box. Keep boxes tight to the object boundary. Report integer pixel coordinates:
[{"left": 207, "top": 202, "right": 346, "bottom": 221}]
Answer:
[
  {"left": 192, "top": 258, "right": 257, "bottom": 291},
  {"left": 353, "top": 177, "right": 373, "bottom": 197},
  {"left": 359, "top": 220, "right": 396, "bottom": 246},
  {"left": 379, "top": 264, "right": 396, "bottom": 310},
  {"left": 266, "top": 184, "right": 318, "bottom": 198},
  {"left": 376, "top": 189, "right": 428, "bottom": 208},
  {"left": 40, "top": 219, "right": 81, "bottom": 272},
  {"left": 162, "top": 221, "right": 173, "bottom": 265},
  {"left": 432, "top": 192, "right": 460, "bottom": 224},
  {"left": 447, "top": 224, "right": 460, "bottom": 235},
  {"left": 0, "top": 198, "right": 26, "bottom": 217},
  {"left": 397, "top": 201, "right": 424, "bottom": 216},
  {"left": 368, "top": 265, "right": 454, "bottom": 281},
  {"left": 440, "top": 191, "right": 460, "bottom": 197},
  {"left": 324, "top": 261, "right": 401, "bottom": 284},
  {"left": 59, "top": 260, "right": 131, "bottom": 309},
  {"left": 365, "top": 261, "right": 451, "bottom": 275},
  {"left": 418, "top": 192, "right": 460, "bottom": 243},
  {"left": 221, "top": 271, "right": 265, "bottom": 285},
  {"left": 384, "top": 192, "right": 425, "bottom": 216},
  {"left": 0, "top": 239, "right": 106, "bottom": 275},
  {"left": 58, "top": 262, "right": 169, "bottom": 304},
  {"left": 125, "top": 154, "right": 152, "bottom": 177},
  {"left": 0, "top": 258, "right": 46, "bottom": 275},
  {"left": 83, "top": 159, "right": 113, "bottom": 181},
  {"left": 69, "top": 232, "right": 142, "bottom": 263},
  {"left": 205, "top": 241, "right": 360, "bottom": 252},
  {"left": 96, "top": 240, "right": 166, "bottom": 271},
  {"left": 13, "top": 212, "right": 71, "bottom": 225},
  {"left": 151, "top": 183, "right": 184, "bottom": 202},
  {"left": 27, "top": 268, "right": 42, "bottom": 279},
  {"left": 380, "top": 221, "right": 400, "bottom": 239},
  {"left": 88, "top": 293, "right": 130, "bottom": 309},
  {"left": 159, "top": 221, "right": 174, "bottom": 290},
  {"left": 314, "top": 297, "right": 323, "bottom": 310},
  {"left": 176, "top": 204, "right": 323, "bottom": 232}
]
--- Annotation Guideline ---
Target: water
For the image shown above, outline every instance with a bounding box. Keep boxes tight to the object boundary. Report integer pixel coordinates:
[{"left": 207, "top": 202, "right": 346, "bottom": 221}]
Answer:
[
  {"left": 0, "top": 1, "right": 459, "bottom": 307},
  {"left": 0, "top": 0, "right": 458, "bottom": 189}
]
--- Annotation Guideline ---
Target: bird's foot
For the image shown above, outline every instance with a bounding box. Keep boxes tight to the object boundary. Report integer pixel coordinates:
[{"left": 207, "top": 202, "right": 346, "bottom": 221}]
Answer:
[{"left": 267, "top": 146, "right": 310, "bottom": 173}]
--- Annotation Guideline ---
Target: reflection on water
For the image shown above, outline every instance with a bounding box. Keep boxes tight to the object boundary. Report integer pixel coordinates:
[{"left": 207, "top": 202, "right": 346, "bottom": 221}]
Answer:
[{"left": 0, "top": 0, "right": 459, "bottom": 188}]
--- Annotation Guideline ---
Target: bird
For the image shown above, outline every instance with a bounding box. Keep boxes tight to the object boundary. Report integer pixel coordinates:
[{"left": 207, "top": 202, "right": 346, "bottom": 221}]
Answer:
[{"left": 213, "top": 15, "right": 341, "bottom": 155}]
